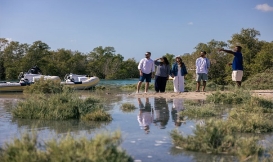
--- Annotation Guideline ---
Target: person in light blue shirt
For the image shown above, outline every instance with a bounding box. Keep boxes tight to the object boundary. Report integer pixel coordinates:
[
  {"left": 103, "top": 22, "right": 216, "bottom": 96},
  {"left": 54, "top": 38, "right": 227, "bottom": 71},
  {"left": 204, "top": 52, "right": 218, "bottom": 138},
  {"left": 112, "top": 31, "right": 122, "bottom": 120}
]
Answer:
[
  {"left": 195, "top": 51, "right": 210, "bottom": 92},
  {"left": 219, "top": 46, "right": 243, "bottom": 87}
]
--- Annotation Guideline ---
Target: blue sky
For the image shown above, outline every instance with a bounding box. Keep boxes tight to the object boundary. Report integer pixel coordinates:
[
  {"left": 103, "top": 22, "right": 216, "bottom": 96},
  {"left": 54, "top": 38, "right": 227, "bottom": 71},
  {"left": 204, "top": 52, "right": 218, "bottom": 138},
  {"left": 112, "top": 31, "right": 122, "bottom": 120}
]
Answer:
[{"left": 1, "top": 0, "right": 273, "bottom": 61}]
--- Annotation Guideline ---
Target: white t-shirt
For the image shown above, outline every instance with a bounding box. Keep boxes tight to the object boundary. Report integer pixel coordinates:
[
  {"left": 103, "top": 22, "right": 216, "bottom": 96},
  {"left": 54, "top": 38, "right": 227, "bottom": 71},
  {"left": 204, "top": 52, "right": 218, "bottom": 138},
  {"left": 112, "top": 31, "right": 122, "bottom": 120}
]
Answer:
[
  {"left": 138, "top": 112, "right": 153, "bottom": 127},
  {"left": 138, "top": 58, "right": 155, "bottom": 74},
  {"left": 196, "top": 57, "right": 210, "bottom": 74}
]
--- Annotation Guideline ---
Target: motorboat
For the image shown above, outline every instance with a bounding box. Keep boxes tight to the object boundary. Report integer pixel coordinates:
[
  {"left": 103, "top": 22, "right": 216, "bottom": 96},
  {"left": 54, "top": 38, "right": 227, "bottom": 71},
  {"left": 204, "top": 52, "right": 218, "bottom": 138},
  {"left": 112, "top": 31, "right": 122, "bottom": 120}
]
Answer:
[
  {"left": 0, "top": 72, "right": 60, "bottom": 92},
  {"left": 60, "top": 73, "right": 100, "bottom": 90}
]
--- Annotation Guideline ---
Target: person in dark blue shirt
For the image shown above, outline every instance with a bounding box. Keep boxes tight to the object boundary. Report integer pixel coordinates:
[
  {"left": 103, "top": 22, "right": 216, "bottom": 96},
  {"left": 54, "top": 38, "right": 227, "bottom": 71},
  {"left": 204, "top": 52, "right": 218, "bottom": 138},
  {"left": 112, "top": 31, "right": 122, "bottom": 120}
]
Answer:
[{"left": 219, "top": 46, "right": 243, "bottom": 87}]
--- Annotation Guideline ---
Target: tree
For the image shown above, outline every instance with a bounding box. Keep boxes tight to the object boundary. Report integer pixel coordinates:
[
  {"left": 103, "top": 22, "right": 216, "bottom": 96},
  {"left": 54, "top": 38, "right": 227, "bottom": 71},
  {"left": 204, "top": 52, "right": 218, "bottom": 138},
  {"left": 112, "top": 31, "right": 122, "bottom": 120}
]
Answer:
[
  {"left": 114, "top": 58, "right": 139, "bottom": 79},
  {"left": 2, "top": 41, "right": 28, "bottom": 80},
  {"left": 87, "top": 46, "right": 120, "bottom": 79},
  {"left": 21, "top": 41, "right": 50, "bottom": 72},
  {"left": 253, "top": 41, "right": 273, "bottom": 73},
  {"left": 0, "top": 38, "right": 10, "bottom": 80}
]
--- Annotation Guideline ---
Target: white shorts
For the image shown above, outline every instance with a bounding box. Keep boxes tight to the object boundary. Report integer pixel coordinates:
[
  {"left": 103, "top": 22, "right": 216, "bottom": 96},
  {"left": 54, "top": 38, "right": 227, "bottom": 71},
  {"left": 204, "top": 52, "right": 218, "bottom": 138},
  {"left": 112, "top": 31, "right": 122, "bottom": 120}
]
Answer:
[{"left": 232, "top": 70, "right": 243, "bottom": 81}]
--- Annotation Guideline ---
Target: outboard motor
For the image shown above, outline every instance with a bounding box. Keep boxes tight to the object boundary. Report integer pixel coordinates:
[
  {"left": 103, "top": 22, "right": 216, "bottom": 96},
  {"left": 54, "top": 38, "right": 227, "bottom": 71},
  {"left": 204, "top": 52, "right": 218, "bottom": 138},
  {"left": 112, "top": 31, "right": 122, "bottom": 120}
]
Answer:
[{"left": 28, "top": 65, "right": 42, "bottom": 74}]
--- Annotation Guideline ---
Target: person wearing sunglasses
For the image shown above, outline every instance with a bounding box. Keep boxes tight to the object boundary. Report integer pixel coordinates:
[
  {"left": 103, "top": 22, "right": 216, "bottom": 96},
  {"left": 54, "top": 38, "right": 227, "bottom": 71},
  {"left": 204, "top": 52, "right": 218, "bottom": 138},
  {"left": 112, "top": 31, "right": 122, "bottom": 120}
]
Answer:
[{"left": 136, "top": 52, "right": 155, "bottom": 93}]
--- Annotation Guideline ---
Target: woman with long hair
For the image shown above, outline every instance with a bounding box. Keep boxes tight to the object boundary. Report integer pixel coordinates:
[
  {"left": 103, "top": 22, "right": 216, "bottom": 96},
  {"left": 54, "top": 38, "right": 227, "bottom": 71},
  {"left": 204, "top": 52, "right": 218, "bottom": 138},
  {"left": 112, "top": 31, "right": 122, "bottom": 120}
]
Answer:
[
  {"left": 154, "top": 56, "right": 170, "bottom": 93},
  {"left": 170, "top": 55, "right": 188, "bottom": 92}
]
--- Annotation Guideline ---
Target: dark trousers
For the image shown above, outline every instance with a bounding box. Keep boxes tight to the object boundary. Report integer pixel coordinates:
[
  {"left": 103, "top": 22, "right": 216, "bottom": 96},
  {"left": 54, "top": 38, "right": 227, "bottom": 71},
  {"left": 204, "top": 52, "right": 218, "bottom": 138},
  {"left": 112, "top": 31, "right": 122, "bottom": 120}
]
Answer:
[{"left": 154, "top": 75, "right": 167, "bottom": 92}]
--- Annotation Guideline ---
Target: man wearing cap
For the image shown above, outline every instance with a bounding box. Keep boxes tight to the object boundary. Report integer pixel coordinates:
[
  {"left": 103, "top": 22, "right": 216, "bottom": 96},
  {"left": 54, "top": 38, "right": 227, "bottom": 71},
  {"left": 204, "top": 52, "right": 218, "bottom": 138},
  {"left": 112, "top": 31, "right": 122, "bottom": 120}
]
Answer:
[
  {"left": 136, "top": 52, "right": 155, "bottom": 93},
  {"left": 195, "top": 51, "right": 210, "bottom": 92}
]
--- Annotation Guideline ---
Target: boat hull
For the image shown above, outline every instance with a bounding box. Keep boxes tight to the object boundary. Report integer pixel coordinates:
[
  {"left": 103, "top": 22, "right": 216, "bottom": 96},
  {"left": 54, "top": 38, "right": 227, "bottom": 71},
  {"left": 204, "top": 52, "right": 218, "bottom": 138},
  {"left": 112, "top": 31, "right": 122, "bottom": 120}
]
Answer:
[
  {"left": 0, "top": 83, "right": 26, "bottom": 92},
  {"left": 0, "top": 75, "right": 100, "bottom": 92},
  {"left": 60, "top": 77, "right": 100, "bottom": 90}
]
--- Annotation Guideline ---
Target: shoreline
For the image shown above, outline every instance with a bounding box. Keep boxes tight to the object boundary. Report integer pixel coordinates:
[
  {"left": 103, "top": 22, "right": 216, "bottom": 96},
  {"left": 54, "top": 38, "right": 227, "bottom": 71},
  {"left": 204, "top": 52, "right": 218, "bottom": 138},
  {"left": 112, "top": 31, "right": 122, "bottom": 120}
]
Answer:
[{"left": 127, "top": 90, "right": 273, "bottom": 100}]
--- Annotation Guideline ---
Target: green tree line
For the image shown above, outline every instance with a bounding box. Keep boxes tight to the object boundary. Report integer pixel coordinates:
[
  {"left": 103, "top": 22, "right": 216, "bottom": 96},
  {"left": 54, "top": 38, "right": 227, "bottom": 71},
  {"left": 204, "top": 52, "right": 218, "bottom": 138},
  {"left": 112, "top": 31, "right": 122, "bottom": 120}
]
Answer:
[
  {"left": 0, "top": 40, "right": 139, "bottom": 80},
  {"left": 180, "top": 28, "right": 273, "bottom": 85},
  {"left": 1, "top": 28, "right": 272, "bottom": 83}
]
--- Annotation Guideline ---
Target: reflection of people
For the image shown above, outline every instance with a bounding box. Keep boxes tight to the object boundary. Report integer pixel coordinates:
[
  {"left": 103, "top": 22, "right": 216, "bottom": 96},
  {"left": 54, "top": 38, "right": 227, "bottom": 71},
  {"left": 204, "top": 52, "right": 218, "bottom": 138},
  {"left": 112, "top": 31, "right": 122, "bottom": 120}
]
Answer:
[
  {"left": 219, "top": 46, "right": 244, "bottom": 87},
  {"left": 195, "top": 51, "right": 210, "bottom": 92},
  {"left": 137, "top": 98, "right": 153, "bottom": 134},
  {"left": 136, "top": 52, "right": 155, "bottom": 93},
  {"left": 153, "top": 97, "right": 169, "bottom": 129},
  {"left": 171, "top": 98, "right": 185, "bottom": 127},
  {"left": 170, "top": 55, "right": 188, "bottom": 92},
  {"left": 154, "top": 57, "right": 170, "bottom": 93},
  {"left": 28, "top": 65, "right": 42, "bottom": 74}
]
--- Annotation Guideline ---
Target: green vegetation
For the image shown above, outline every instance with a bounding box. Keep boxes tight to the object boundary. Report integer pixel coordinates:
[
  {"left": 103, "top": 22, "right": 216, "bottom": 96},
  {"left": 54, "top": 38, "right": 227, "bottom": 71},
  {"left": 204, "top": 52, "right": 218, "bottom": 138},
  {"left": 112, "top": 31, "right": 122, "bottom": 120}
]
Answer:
[
  {"left": 171, "top": 119, "right": 263, "bottom": 156},
  {"left": 0, "top": 131, "right": 133, "bottom": 162},
  {"left": 206, "top": 89, "right": 252, "bottom": 104},
  {"left": 179, "top": 105, "right": 219, "bottom": 118},
  {"left": 243, "top": 68, "right": 273, "bottom": 90},
  {"left": 172, "top": 90, "right": 273, "bottom": 160},
  {"left": 1, "top": 28, "right": 272, "bottom": 89},
  {"left": 24, "top": 78, "right": 63, "bottom": 94},
  {"left": 120, "top": 103, "right": 136, "bottom": 112},
  {"left": 12, "top": 89, "right": 112, "bottom": 121}
]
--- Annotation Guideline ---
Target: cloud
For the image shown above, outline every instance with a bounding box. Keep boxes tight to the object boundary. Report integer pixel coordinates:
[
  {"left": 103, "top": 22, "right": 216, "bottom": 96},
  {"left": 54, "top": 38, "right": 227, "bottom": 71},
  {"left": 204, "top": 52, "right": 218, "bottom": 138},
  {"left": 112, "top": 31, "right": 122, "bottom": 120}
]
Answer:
[
  {"left": 5, "top": 38, "right": 12, "bottom": 42},
  {"left": 187, "top": 22, "right": 193, "bottom": 25},
  {"left": 255, "top": 3, "right": 273, "bottom": 12}
]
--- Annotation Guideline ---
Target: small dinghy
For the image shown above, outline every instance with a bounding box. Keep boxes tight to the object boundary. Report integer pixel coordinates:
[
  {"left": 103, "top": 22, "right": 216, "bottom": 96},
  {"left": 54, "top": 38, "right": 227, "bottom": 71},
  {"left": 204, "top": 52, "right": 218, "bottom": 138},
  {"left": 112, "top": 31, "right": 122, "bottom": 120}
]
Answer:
[
  {"left": 0, "top": 72, "right": 60, "bottom": 92},
  {"left": 60, "top": 73, "right": 100, "bottom": 90}
]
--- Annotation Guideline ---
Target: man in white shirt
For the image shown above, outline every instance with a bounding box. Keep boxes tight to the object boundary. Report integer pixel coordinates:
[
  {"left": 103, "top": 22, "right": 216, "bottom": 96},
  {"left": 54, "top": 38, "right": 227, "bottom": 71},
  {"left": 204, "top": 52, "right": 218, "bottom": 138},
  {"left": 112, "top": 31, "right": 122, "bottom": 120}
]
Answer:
[
  {"left": 136, "top": 52, "right": 155, "bottom": 93},
  {"left": 137, "top": 98, "right": 153, "bottom": 134},
  {"left": 195, "top": 51, "right": 210, "bottom": 92}
]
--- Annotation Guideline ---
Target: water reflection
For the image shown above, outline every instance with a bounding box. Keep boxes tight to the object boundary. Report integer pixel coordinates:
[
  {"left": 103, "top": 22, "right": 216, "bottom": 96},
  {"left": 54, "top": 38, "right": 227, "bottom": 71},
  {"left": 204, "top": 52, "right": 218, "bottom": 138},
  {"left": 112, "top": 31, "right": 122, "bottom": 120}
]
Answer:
[
  {"left": 137, "top": 98, "right": 153, "bottom": 134},
  {"left": 153, "top": 97, "right": 169, "bottom": 129},
  {"left": 5, "top": 94, "right": 272, "bottom": 161},
  {"left": 12, "top": 118, "right": 110, "bottom": 134},
  {"left": 136, "top": 98, "right": 186, "bottom": 133},
  {"left": 171, "top": 98, "right": 186, "bottom": 127}
]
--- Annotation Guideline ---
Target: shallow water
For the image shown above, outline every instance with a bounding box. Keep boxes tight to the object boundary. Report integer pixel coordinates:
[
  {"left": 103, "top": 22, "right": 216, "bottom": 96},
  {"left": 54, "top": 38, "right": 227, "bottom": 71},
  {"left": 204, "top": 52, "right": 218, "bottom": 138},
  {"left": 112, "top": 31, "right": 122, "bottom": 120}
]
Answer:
[{"left": 0, "top": 90, "right": 272, "bottom": 162}]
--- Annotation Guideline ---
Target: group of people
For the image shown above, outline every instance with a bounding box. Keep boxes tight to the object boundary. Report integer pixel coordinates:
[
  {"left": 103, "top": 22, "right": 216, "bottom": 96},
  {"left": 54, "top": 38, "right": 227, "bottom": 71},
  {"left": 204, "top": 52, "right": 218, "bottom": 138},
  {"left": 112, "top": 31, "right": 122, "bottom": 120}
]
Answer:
[{"left": 136, "top": 46, "right": 244, "bottom": 93}]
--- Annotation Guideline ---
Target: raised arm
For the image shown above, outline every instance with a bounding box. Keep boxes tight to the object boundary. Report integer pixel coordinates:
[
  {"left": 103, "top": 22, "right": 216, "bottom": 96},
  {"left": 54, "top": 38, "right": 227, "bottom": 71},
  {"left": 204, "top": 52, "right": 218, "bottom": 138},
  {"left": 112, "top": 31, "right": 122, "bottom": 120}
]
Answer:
[{"left": 219, "top": 48, "right": 235, "bottom": 54}]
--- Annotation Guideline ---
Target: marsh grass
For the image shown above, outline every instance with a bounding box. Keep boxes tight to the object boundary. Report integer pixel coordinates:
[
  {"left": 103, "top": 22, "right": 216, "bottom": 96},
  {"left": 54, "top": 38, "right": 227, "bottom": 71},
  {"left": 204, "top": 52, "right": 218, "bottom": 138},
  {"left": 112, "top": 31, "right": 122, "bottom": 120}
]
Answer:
[
  {"left": 24, "top": 78, "right": 64, "bottom": 94},
  {"left": 179, "top": 104, "right": 219, "bottom": 118},
  {"left": 81, "top": 109, "right": 112, "bottom": 121},
  {"left": 170, "top": 119, "right": 263, "bottom": 160},
  {"left": 206, "top": 89, "right": 252, "bottom": 104},
  {"left": 12, "top": 89, "right": 112, "bottom": 121},
  {"left": 0, "top": 131, "right": 133, "bottom": 162},
  {"left": 243, "top": 68, "right": 273, "bottom": 90},
  {"left": 227, "top": 104, "right": 273, "bottom": 133},
  {"left": 172, "top": 89, "right": 273, "bottom": 160},
  {"left": 120, "top": 103, "right": 136, "bottom": 113}
]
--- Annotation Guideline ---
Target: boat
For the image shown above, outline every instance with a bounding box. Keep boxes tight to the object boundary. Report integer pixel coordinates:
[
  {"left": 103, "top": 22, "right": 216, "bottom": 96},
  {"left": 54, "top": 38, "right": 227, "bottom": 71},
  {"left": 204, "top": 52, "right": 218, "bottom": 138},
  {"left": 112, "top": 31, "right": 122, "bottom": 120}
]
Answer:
[
  {"left": 0, "top": 72, "right": 61, "bottom": 92},
  {"left": 60, "top": 73, "right": 100, "bottom": 90},
  {"left": 0, "top": 65, "right": 100, "bottom": 92}
]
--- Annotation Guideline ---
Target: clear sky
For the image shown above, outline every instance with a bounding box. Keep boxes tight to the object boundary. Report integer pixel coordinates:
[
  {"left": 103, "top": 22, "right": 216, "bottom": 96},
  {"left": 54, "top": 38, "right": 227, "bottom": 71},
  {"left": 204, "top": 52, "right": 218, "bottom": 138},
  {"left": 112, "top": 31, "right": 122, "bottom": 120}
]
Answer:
[{"left": 1, "top": 0, "right": 273, "bottom": 61}]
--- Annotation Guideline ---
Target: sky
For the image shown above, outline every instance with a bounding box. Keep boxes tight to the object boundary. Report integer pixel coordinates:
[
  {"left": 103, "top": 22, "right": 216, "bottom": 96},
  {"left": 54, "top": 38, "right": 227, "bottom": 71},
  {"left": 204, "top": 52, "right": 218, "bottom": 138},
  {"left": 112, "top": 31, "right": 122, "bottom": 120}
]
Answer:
[{"left": 1, "top": 0, "right": 273, "bottom": 61}]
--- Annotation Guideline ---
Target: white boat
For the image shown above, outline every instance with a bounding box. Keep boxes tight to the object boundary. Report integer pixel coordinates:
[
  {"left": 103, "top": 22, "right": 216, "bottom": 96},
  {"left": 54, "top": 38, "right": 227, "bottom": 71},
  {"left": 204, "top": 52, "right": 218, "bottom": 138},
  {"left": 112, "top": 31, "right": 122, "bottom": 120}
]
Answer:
[
  {"left": 0, "top": 72, "right": 61, "bottom": 92},
  {"left": 60, "top": 73, "right": 100, "bottom": 90}
]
